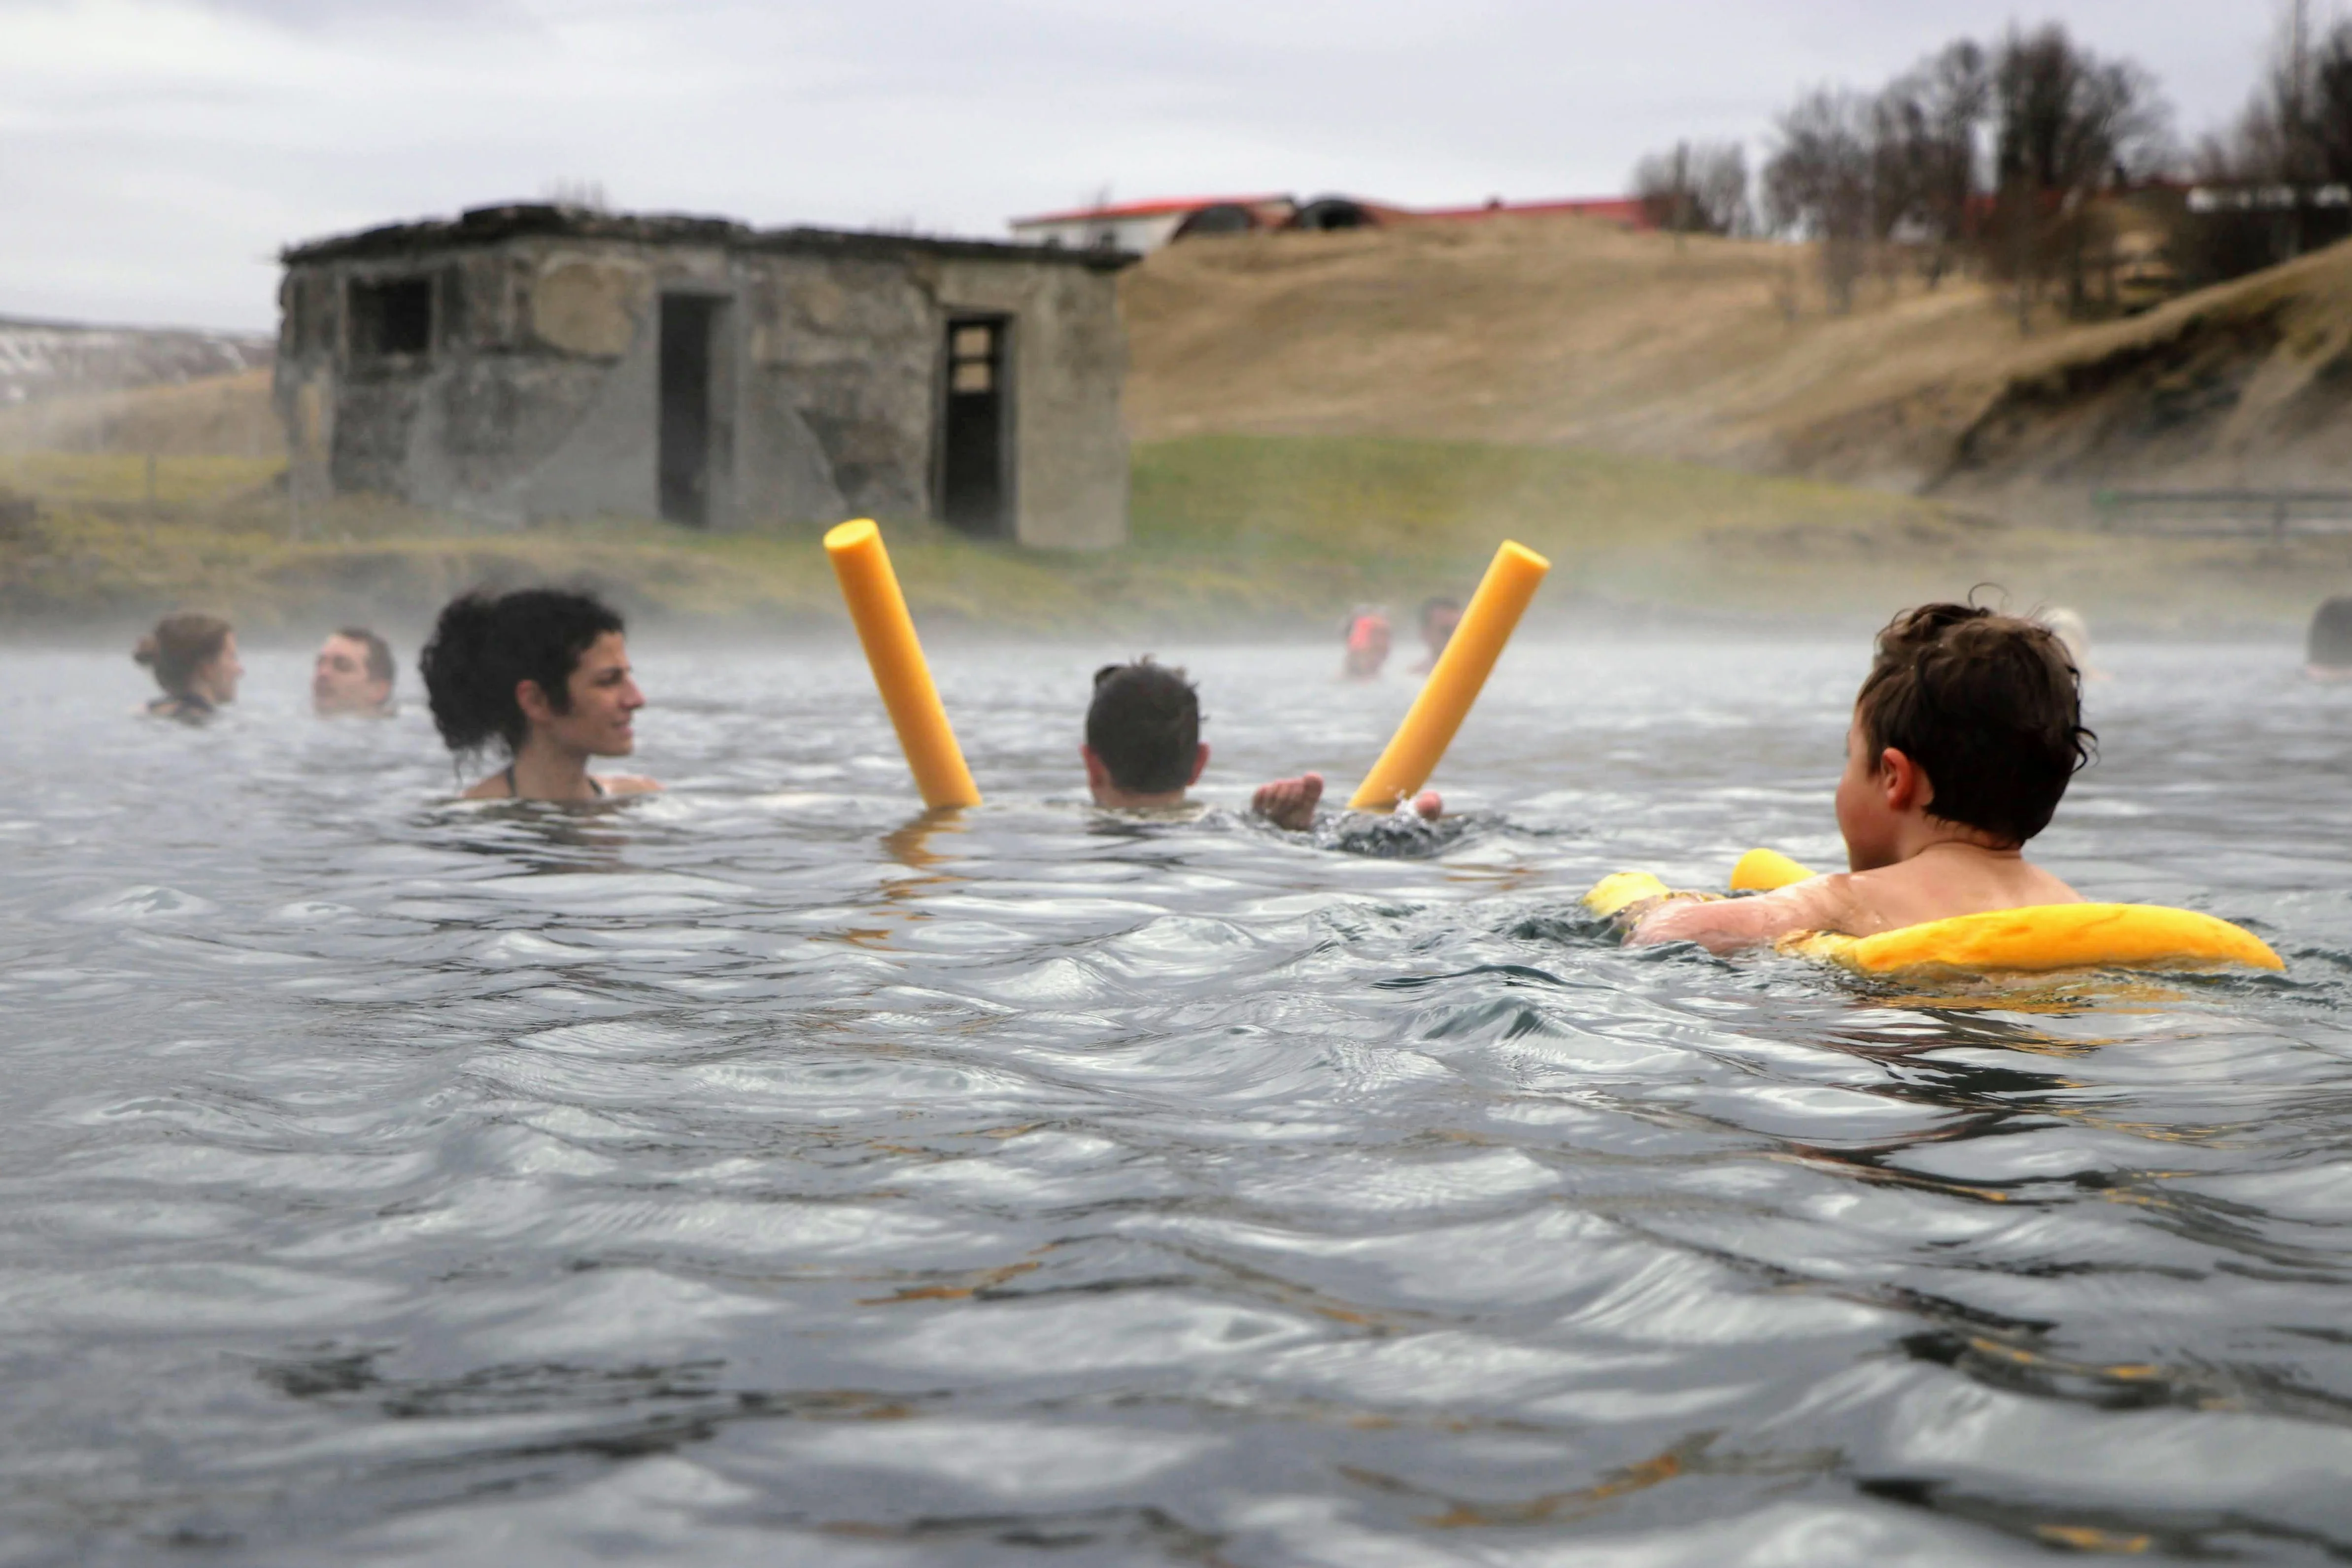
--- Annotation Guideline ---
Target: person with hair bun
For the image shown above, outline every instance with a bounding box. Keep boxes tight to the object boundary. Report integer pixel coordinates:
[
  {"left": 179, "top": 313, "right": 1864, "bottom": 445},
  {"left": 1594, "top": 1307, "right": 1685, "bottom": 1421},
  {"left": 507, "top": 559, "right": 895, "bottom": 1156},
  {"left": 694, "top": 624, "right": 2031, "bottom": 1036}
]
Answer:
[
  {"left": 417, "top": 587, "right": 659, "bottom": 801},
  {"left": 133, "top": 612, "right": 242, "bottom": 720}
]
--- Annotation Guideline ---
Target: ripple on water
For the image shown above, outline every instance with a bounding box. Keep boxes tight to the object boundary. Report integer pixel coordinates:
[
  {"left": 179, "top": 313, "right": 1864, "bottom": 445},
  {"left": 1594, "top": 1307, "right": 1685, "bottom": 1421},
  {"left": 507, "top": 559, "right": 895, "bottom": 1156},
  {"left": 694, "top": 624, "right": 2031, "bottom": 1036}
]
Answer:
[{"left": 3, "top": 640, "right": 2351, "bottom": 1562}]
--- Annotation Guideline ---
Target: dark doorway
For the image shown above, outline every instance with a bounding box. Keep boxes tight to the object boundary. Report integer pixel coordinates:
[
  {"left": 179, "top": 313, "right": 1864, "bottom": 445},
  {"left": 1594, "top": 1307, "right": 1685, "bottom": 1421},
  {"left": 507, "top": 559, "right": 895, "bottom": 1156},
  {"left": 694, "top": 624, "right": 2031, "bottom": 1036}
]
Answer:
[
  {"left": 658, "top": 294, "right": 720, "bottom": 527},
  {"left": 939, "top": 316, "right": 1012, "bottom": 537}
]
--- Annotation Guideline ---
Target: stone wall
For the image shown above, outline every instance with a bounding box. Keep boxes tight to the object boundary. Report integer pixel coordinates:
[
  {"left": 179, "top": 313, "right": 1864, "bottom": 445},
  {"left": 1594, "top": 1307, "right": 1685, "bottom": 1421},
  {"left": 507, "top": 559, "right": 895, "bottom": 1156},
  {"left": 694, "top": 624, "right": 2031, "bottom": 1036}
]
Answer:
[
  {"left": 935, "top": 257, "right": 1128, "bottom": 549},
  {"left": 274, "top": 218, "right": 1131, "bottom": 545}
]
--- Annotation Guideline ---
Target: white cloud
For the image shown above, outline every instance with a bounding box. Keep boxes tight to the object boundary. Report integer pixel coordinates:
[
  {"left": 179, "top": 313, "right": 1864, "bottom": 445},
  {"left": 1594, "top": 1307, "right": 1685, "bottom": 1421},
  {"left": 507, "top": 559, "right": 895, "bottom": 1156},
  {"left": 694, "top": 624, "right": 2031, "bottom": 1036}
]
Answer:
[{"left": 0, "top": 0, "right": 2279, "bottom": 329}]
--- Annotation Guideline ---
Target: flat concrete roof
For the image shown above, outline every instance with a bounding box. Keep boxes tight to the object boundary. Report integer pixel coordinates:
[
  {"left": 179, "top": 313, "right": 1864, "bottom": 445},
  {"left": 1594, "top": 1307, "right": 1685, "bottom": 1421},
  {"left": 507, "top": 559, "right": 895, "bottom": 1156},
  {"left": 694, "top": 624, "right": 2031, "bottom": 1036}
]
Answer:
[{"left": 281, "top": 204, "right": 1139, "bottom": 271}]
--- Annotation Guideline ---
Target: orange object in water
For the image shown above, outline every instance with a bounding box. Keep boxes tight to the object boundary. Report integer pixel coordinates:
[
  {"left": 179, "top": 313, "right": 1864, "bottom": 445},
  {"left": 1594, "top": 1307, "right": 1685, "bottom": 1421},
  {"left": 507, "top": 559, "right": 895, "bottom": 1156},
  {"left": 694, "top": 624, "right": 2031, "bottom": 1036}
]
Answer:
[
  {"left": 1349, "top": 541, "right": 1550, "bottom": 811},
  {"left": 824, "top": 519, "right": 982, "bottom": 809}
]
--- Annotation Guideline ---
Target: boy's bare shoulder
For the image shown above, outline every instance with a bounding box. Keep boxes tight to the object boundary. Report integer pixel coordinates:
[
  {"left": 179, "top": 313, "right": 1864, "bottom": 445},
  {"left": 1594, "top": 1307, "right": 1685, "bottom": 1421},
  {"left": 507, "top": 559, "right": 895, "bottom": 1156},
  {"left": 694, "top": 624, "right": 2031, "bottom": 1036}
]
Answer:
[
  {"left": 1629, "top": 853, "right": 2079, "bottom": 954},
  {"left": 1833, "top": 853, "right": 2080, "bottom": 936}
]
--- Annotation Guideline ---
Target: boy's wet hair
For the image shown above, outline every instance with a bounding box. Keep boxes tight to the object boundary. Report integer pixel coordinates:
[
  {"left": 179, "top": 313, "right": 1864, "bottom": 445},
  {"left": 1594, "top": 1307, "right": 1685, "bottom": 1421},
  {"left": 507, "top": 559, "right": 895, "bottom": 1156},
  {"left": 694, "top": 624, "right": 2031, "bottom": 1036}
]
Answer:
[
  {"left": 1856, "top": 602, "right": 2095, "bottom": 845},
  {"left": 1087, "top": 659, "right": 1199, "bottom": 794},
  {"left": 419, "top": 587, "right": 623, "bottom": 756}
]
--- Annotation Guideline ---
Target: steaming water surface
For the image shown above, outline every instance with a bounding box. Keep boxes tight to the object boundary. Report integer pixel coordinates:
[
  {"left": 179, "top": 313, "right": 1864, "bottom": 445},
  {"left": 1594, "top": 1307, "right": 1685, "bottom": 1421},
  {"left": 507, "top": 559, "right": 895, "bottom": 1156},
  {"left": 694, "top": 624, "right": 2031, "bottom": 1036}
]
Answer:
[{"left": 4, "top": 639, "right": 2350, "bottom": 1565}]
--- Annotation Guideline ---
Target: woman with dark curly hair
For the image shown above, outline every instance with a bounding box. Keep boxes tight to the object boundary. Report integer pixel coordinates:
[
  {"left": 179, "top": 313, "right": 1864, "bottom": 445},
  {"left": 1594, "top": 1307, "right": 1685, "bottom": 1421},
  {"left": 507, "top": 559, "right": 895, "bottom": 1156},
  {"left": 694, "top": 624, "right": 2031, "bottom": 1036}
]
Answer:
[
  {"left": 133, "top": 612, "right": 242, "bottom": 721},
  {"left": 417, "top": 587, "right": 660, "bottom": 802}
]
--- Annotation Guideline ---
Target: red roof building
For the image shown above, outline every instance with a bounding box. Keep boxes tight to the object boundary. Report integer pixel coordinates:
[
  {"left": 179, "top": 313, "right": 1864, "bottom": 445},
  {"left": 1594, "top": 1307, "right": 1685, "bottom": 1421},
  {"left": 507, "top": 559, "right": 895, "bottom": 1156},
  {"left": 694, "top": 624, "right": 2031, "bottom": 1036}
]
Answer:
[{"left": 1007, "top": 193, "right": 1652, "bottom": 253}]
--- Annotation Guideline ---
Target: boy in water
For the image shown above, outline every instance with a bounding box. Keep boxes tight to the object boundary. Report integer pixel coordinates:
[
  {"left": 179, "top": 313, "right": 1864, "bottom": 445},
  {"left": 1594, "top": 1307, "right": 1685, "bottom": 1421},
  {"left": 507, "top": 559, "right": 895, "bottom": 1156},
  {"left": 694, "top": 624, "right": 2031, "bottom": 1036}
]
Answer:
[
  {"left": 1631, "top": 604, "right": 2092, "bottom": 953},
  {"left": 1084, "top": 659, "right": 1440, "bottom": 829}
]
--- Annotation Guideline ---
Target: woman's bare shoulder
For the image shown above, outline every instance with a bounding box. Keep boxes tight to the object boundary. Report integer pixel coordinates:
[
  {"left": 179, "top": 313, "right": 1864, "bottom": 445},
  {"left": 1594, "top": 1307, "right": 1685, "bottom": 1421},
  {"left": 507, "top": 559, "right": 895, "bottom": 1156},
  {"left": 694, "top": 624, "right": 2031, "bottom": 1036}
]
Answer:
[{"left": 603, "top": 774, "right": 662, "bottom": 796}]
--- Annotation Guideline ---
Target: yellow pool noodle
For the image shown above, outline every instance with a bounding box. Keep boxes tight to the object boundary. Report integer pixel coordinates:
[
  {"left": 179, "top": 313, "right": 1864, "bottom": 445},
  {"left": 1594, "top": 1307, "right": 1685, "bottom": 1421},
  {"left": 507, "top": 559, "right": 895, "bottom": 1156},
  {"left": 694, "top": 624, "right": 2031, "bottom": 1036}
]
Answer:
[
  {"left": 1730, "top": 848, "right": 1817, "bottom": 892},
  {"left": 823, "top": 519, "right": 981, "bottom": 810},
  {"left": 1349, "top": 540, "right": 1550, "bottom": 811}
]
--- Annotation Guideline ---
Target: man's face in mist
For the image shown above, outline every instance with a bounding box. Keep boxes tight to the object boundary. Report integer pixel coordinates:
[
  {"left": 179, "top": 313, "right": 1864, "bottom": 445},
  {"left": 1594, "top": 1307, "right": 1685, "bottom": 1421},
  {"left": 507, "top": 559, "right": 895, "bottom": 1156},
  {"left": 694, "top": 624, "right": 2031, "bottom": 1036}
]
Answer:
[{"left": 313, "top": 634, "right": 391, "bottom": 716}]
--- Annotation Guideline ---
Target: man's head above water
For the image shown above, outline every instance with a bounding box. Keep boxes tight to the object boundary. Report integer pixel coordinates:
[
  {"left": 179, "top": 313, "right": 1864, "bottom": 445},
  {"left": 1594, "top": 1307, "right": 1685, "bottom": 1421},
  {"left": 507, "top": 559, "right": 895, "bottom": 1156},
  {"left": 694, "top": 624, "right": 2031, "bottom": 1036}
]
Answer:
[
  {"left": 1082, "top": 659, "right": 1206, "bottom": 809},
  {"left": 314, "top": 627, "right": 395, "bottom": 716}
]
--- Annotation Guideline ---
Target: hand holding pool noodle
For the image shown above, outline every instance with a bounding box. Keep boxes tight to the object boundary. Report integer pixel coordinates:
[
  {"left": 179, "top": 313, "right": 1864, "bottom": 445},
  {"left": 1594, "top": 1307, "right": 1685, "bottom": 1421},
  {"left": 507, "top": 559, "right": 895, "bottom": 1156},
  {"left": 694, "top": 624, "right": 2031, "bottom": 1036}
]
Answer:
[
  {"left": 824, "top": 518, "right": 981, "bottom": 809},
  {"left": 1349, "top": 540, "right": 1550, "bottom": 811}
]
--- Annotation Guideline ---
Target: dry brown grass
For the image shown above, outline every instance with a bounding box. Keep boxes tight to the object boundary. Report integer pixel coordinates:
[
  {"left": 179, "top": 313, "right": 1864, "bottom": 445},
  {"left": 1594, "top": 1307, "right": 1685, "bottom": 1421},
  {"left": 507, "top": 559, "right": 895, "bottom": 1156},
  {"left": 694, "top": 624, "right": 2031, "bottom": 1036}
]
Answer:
[
  {"left": 1124, "top": 216, "right": 2036, "bottom": 488},
  {"left": 0, "top": 368, "right": 284, "bottom": 459},
  {"left": 1124, "top": 215, "right": 2352, "bottom": 510}
]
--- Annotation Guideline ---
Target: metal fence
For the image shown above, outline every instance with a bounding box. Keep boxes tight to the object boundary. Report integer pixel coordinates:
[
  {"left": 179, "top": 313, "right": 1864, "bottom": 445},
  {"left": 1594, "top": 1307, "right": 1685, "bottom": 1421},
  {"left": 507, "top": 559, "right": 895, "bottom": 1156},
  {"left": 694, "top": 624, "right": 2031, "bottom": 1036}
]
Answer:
[{"left": 2091, "top": 489, "right": 2352, "bottom": 539}]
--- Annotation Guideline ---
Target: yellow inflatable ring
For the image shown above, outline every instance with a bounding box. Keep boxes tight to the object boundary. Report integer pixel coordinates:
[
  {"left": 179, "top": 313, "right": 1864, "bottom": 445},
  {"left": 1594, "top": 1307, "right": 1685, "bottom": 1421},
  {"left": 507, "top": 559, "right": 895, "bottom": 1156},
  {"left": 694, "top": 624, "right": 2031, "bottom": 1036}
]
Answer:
[
  {"left": 1780, "top": 903, "right": 2284, "bottom": 976},
  {"left": 1586, "top": 851, "right": 2284, "bottom": 976}
]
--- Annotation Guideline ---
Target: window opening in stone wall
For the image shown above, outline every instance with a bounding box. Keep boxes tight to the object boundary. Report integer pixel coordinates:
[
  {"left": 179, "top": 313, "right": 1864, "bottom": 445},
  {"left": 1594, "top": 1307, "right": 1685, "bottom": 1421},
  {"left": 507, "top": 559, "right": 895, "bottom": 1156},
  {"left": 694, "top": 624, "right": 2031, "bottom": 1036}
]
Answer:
[
  {"left": 658, "top": 294, "right": 721, "bottom": 527},
  {"left": 939, "top": 315, "right": 1012, "bottom": 538},
  {"left": 347, "top": 277, "right": 433, "bottom": 359}
]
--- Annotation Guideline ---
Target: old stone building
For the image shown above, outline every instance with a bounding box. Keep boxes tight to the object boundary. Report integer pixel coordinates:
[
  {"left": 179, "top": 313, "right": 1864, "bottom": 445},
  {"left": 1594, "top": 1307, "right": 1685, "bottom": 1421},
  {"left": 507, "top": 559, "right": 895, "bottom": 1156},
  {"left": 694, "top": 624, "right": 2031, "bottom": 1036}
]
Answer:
[{"left": 274, "top": 205, "right": 1134, "bottom": 545}]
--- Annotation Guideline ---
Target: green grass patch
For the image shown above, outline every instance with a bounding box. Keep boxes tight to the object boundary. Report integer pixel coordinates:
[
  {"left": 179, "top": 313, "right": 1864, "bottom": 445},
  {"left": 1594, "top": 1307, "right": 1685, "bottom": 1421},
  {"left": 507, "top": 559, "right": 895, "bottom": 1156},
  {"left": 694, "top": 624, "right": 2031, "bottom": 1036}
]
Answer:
[
  {"left": 1131, "top": 434, "right": 1923, "bottom": 560},
  {"left": 1, "top": 435, "right": 2333, "bottom": 633}
]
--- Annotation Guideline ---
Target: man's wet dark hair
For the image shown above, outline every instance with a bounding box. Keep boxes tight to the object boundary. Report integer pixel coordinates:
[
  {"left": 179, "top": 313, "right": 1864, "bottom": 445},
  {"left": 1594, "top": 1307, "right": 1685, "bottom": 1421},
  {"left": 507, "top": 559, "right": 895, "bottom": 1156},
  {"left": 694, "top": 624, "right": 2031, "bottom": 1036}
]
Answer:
[
  {"left": 2309, "top": 596, "right": 2352, "bottom": 669},
  {"left": 339, "top": 626, "right": 396, "bottom": 688},
  {"left": 1854, "top": 602, "right": 2094, "bottom": 846},
  {"left": 1086, "top": 659, "right": 1200, "bottom": 794},
  {"left": 419, "top": 588, "right": 623, "bottom": 755}
]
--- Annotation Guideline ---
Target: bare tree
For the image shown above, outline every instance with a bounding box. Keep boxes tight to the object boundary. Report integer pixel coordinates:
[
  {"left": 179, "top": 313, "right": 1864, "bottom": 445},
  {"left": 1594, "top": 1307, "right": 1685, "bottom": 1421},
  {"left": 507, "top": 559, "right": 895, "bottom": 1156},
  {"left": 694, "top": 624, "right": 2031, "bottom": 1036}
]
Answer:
[
  {"left": 2202, "top": 7, "right": 2324, "bottom": 179},
  {"left": 2201, "top": 3, "right": 2352, "bottom": 257},
  {"left": 1875, "top": 40, "right": 1991, "bottom": 285},
  {"left": 1632, "top": 141, "right": 1751, "bottom": 239},
  {"left": 1989, "top": 23, "right": 2171, "bottom": 327},
  {"left": 543, "top": 179, "right": 610, "bottom": 211},
  {"left": 2182, "top": 4, "right": 2352, "bottom": 281},
  {"left": 2314, "top": 18, "right": 2352, "bottom": 180},
  {"left": 1763, "top": 88, "right": 1876, "bottom": 312}
]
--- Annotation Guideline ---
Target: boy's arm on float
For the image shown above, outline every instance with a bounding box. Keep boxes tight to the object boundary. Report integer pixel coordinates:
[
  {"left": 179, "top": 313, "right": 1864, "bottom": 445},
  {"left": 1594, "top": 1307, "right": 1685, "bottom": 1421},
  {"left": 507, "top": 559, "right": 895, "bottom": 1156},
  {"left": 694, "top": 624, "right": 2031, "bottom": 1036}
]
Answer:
[{"left": 1628, "top": 878, "right": 1844, "bottom": 954}]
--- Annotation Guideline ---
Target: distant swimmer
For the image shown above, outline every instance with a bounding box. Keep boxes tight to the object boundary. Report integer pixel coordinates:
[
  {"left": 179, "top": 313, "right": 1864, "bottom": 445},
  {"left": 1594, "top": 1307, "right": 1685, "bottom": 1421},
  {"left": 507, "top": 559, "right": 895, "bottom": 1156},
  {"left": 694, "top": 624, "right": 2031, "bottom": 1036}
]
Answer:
[
  {"left": 2040, "top": 605, "right": 2105, "bottom": 681},
  {"left": 1082, "top": 658, "right": 1440, "bottom": 829},
  {"left": 1409, "top": 595, "right": 1463, "bottom": 675},
  {"left": 2307, "top": 596, "right": 2352, "bottom": 679},
  {"left": 313, "top": 626, "right": 396, "bottom": 716},
  {"left": 133, "top": 612, "right": 241, "bottom": 721},
  {"left": 418, "top": 588, "right": 660, "bottom": 802},
  {"left": 1342, "top": 608, "right": 1391, "bottom": 681},
  {"left": 1628, "top": 604, "right": 2090, "bottom": 953}
]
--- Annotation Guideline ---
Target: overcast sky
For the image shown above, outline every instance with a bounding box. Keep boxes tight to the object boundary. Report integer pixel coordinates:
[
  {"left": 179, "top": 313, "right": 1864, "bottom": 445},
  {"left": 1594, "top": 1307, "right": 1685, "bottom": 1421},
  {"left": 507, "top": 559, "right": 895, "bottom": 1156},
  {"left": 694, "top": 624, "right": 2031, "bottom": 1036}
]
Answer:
[{"left": 0, "top": 0, "right": 2298, "bottom": 331}]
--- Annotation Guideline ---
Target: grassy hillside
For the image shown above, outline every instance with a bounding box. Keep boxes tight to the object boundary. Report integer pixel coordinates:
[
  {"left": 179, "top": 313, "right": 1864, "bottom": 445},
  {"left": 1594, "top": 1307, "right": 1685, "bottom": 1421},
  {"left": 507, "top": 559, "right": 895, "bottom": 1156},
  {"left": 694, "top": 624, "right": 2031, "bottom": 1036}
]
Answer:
[
  {"left": 1920, "top": 240, "right": 2352, "bottom": 513},
  {"left": 1125, "top": 215, "right": 2352, "bottom": 509},
  {"left": 6, "top": 438, "right": 2348, "bottom": 636},
  {"left": 0, "top": 438, "right": 1944, "bottom": 631},
  {"left": 0, "top": 368, "right": 283, "bottom": 459},
  {"left": 1125, "top": 215, "right": 2036, "bottom": 490}
]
